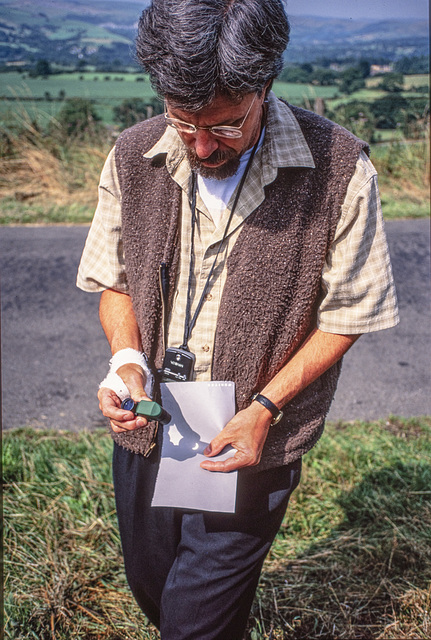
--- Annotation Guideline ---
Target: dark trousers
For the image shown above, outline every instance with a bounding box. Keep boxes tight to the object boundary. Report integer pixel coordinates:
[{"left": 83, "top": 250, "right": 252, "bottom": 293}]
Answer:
[{"left": 113, "top": 442, "right": 301, "bottom": 640}]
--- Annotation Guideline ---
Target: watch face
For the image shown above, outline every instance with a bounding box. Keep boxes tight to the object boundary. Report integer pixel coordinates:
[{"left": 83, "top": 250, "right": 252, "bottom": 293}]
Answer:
[{"left": 121, "top": 398, "right": 136, "bottom": 412}]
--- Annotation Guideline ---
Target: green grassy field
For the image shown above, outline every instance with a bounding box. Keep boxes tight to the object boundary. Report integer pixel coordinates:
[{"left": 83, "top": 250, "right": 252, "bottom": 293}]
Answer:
[
  {"left": 272, "top": 79, "right": 341, "bottom": 103},
  {"left": 0, "top": 71, "right": 429, "bottom": 223},
  {"left": 0, "top": 72, "right": 344, "bottom": 127},
  {"left": 2, "top": 71, "right": 428, "bottom": 127},
  {"left": 0, "top": 72, "right": 156, "bottom": 100},
  {"left": 3, "top": 418, "right": 431, "bottom": 639},
  {"left": 366, "top": 74, "right": 429, "bottom": 90},
  {"left": 0, "top": 72, "right": 159, "bottom": 127}
]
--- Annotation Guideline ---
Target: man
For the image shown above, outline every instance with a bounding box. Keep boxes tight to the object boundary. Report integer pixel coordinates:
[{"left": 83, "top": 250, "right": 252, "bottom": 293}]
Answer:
[{"left": 77, "top": 0, "right": 399, "bottom": 637}]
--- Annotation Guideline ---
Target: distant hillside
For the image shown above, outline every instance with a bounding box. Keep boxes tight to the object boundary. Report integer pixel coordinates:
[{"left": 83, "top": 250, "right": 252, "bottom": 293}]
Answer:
[
  {"left": 286, "top": 14, "right": 429, "bottom": 63},
  {"left": 0, "top": 0, "right": 147, "bottom": 67},
  {"left": 0, "top": 0, "right": 428, "bottom": 67}
]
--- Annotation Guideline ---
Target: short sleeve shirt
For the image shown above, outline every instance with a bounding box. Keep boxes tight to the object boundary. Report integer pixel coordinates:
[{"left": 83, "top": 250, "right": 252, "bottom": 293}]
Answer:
[{"left": 77, "top": 93, "right": 399, "bottom": 379}]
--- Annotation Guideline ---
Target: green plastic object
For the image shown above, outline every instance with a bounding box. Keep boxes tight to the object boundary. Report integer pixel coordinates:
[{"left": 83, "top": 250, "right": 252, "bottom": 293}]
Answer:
[
  {"left": 135, "top": 400, "right": 164, "bottom": 419},
  {"left": 121, "top": 397, "right": 171, "bottom": 425}
]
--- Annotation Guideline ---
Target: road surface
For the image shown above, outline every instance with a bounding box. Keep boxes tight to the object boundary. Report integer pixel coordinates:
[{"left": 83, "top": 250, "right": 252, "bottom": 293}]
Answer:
[{"left": 1, "top": 219, "right": 429, "bottom": 431}]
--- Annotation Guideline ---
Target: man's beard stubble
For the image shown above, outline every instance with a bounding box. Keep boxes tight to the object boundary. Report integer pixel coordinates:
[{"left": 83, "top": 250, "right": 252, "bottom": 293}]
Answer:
[{"left": 187, "top": 147, "right": 241, "bottom": 180}]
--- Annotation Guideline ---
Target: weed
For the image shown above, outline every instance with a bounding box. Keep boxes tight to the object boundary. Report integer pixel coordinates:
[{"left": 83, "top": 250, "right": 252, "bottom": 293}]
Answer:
[
  {"left": 372, "top": 138, "right": 430, "bottom": 219},
  {"left": 3, "top": 418, "right": 431, "bottom": 639},
  {"left": 0, "top": 121, "right": 111, "bottom": 223}
]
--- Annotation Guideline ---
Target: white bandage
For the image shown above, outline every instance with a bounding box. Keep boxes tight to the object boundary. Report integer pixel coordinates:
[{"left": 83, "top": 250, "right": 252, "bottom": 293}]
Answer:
[
  {"left": 99, "top": 348, "right": 154, "bottom": 399},
  {"left": 98, "top": 371, "right": 131, "bottom": 401}
]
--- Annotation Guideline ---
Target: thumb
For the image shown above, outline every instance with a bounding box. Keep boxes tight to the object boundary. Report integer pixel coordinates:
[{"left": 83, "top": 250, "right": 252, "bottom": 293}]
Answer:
[
  {"left": 203, "top": 434, "right": 227, "bottom": 457},
  {"left": 116, "top": 363, "right": 149, "bottom": 401}
]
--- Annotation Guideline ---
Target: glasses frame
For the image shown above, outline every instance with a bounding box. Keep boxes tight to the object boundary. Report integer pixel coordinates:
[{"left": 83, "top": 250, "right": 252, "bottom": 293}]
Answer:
[{"left": 164, "top": 93, "right": 258, "bottom": 139}]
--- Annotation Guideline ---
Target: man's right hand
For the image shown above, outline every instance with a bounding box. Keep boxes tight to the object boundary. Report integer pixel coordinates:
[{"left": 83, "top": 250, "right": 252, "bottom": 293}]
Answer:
[{"left": 98, "top": 363, "right": 151, "bottom": 433}]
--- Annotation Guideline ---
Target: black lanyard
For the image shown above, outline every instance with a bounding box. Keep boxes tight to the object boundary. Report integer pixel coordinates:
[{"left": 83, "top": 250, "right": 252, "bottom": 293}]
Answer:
[{"left": 181, "top": 137, "right": 260, "bottom": 351}]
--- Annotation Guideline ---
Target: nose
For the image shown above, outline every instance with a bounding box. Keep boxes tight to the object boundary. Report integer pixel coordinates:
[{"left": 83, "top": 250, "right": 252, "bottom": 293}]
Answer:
[{"left": 192, "top": 129, "right": 220, "bottom": 160}]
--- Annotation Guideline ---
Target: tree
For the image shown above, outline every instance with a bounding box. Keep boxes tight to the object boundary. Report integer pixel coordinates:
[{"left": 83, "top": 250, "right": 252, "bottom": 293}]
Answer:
[
  {"left": 113, "top": 97, "right": 163, "bottom": 129},
  {"left": 395, "top": 56, "right": 429, "bottom": 75},
  {"left": 378, "top": 73, "right": 404, "bottom": 93},
  {"left": 113, "top": 98, "right": 149, "bottom": 129},
  {"left": 357, "top": 60, "right": 371, "bottom": 79},
  {"left": 369, "top": 95, "right": 409, "bottom": 129},
  {"left": 312, "top": 67, "right": 337, "bottom": 86},
  {"left": 332, "top": 101, "right": 376, "bottom": 142},
  {"left": 30, "top": 59, "right": 52, "bottom": 78},
  {"left": 339, "top": 67, "right": 366, "bottom": 95},
  {"left": 279, "top": 66, "right": 311, "bottom": 84},
  {"left": 54, "top": 98, "right": 101, "bottom": 138},
  {"left": 370, "top": 96, "right": 429, "bottom": 137}
]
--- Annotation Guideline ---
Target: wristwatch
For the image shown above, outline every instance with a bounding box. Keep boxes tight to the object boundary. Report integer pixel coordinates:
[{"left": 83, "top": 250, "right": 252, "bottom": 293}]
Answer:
[{"left": 251, "top": 393, "right": 283, "bottom": 426}]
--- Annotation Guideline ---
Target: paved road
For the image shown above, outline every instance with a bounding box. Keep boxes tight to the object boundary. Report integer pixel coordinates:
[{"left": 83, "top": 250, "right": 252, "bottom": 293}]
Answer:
[{"left": 1, "top": 219, "right": 430, "bottom": 431}]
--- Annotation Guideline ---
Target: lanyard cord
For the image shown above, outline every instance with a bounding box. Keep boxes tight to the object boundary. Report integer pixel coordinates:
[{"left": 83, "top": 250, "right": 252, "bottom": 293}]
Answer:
[{"left": 181, "top": 136, "right": 260, "bottom": 350}]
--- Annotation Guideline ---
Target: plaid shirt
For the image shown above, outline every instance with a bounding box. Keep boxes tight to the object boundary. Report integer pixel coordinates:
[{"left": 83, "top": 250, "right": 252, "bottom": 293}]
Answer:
[{"left": 77, "top": 93, "right": 399, "bottom": 379}]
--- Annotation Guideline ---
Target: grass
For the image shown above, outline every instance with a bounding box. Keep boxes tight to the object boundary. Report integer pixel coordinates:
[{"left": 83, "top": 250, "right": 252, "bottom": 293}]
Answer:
[
  {"left": 3, "top": 417, "right": 431, "bottom": 639},
  {"left": 272, "top": 81, "right": 341, "bottom": 103},
  {"left": 371, "top": 139, "right": 430, "bottom": 219},
  {"left": 0, "top": 119, "right": 112, "bottom": 223},
  {"left": 0, "top": 77, "right": 429, "bottom": 223},
  {"left": 0, "top": 72, "right": 160, "bottom": 126},
  {"left": 366, "top": 75, "right": 430, "bottom": 90},
  {"left": 0, "top": 133, "right": 428, "bottom": 224}
]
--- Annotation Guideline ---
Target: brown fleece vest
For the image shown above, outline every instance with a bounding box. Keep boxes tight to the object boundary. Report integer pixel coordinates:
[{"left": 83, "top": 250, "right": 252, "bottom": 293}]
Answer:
[{"left": 112, "top": 104, "right": 368, "bottom": 470}]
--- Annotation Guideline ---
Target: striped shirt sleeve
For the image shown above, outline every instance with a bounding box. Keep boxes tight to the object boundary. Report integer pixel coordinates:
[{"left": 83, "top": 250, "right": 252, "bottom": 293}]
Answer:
[
  {"left": 76, "top": 147, "right": 128, "bottom": 293},
  {"left": 317, "top": 151, "right": 399, "bottom": 334}
]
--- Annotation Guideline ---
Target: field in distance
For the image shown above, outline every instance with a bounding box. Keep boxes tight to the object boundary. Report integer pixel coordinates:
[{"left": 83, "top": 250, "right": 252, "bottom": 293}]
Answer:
[
  {"left": 0, "top": 71, "right": 429, "bottom": 224},
  {"left": 1, "top": 70, "right": 429, "bottom": 128}
]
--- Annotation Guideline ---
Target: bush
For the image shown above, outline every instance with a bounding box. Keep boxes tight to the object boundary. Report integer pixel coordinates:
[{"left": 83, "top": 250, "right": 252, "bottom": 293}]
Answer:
[
  {"left": 113, "top": 97, "right": 163, "bottom": 129},
  {"left": 378, "top": 72, "right": 404, "bottom": 93},
  {"left": 394, "top": 55, "right": 430, "bottom": 75},
  {"left": 52, "top": 98, "right": 102, "bottom": 138},
  {"left": 370, "top": 95, "right": 429, "bottom": 133},
  {"left": 331, "top": 101, "right": 376, "bottom": 142},
  {"left": 29, "top": 59, "right": 52, "bottom": 78}
]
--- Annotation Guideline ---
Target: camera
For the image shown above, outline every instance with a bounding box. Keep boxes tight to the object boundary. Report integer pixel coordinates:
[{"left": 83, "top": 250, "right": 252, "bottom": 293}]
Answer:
[{"left": 161, "top": 347, "right": 196, "bottom": 382}]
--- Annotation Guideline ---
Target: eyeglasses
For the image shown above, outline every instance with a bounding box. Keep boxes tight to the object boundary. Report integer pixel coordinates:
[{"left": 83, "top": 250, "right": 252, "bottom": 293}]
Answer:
[{"left": 164, "top": 93, "right": 258, "bottom": 139}]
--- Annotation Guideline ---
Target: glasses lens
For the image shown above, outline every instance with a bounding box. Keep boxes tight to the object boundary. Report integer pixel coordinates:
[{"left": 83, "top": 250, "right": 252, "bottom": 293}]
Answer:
[
  {"left": 211, "top": 127, "right": 243, "bottom": 139},
  {"left": 166, "top": 118, "right": 196, "bottom": 134}
]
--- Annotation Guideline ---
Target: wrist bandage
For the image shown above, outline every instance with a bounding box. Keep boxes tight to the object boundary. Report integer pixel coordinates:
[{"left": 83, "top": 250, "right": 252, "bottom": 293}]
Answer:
[{"left": 99, "top": 348, "right": 154, "bottom": 400}]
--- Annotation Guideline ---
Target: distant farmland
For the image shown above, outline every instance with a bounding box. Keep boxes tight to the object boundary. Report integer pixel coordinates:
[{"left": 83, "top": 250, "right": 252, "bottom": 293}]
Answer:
[
  {"left": 0, "top": 71, "right": 344, "bottom": 128},
  {"left": 0, "top": 72, "right": 157, "bottom": 127}
]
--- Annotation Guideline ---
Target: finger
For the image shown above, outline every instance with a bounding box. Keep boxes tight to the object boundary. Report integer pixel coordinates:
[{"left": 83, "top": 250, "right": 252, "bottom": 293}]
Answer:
[
  {"left": 200, "top": 451, "right": 252, "bottom": 473},
  {"left": 116, "top": 363, "right": 148, "bottom": 399},
  {"left": 203, "top": 432, "right": 234, "bottom": 457},
  {"left": 98, "top": 388, "right": 149, "bottom": 428},
  {"left": 110, "top": 416, "right": 148, "bottom": 433}
]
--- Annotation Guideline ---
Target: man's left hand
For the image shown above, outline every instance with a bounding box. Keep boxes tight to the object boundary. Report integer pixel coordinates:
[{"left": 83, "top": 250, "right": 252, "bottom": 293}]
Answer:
[{"left": 200, "top": 402, "right": 272, "bottom": 472}]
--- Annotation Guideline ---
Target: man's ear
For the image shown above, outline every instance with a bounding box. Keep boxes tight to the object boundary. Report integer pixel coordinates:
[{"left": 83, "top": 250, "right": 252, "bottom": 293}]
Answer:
[{"left": 263, "top": 80, "right": 273, "bottom": 100}]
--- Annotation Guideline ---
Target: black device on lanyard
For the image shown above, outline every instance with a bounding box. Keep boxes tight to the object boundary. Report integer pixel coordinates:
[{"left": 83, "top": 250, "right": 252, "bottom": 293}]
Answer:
[{"left": 161, "top": 134, "right": 261, "bottom": 382}]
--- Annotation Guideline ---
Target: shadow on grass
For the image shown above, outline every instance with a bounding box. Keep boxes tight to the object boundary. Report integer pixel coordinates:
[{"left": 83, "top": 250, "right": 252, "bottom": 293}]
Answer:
[{"left": 248, "top": 461, "right": 431, "bottom": 639}]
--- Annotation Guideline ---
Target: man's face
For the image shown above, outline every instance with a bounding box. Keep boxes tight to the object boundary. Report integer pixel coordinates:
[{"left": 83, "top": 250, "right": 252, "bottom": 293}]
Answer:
[{"left": 165, "top": 92, "right": 266, "bottom": 179}]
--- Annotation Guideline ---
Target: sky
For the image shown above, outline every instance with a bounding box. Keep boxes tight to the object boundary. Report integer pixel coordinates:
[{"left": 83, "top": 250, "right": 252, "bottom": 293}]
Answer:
[
  {"left": 122, "top": 0, "right": 429, "bottom": 21},
  {"left": 285, "top": 0, "right": 428, "bottom": 21}
]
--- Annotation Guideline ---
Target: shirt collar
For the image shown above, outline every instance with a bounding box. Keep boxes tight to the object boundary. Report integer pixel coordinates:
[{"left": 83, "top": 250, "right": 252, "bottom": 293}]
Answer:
[
  {"left": 143, "top": 91, "right": 315, "bottom": 180},
  {"left": 263, "top": 91, "right": 315, "bottom": 169}
]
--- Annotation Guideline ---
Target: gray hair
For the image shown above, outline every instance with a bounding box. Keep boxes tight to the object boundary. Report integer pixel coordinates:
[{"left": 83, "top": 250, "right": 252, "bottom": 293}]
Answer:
[{"left": 136, "top": 0, "right": 290, "bottom": 111}]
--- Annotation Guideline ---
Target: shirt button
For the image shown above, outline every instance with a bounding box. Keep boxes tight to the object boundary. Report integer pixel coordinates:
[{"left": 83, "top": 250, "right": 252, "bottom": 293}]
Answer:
[
  {"left": 202, "top": 344, "right": 210, "bottom": 352},
  {"left": 205, "top": 293, "right": 213, "bottom": 301}
]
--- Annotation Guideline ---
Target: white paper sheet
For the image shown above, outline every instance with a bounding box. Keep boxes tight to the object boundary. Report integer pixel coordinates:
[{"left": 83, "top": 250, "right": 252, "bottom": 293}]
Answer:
[{"left": 151, "top": 381, "right": 238, "bottom": 512}]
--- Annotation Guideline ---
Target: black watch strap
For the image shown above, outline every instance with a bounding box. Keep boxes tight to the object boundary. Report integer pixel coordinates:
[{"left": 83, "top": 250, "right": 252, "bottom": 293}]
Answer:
[{"left": 251, "top": 393, "right": 283, "bottom": 426}]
